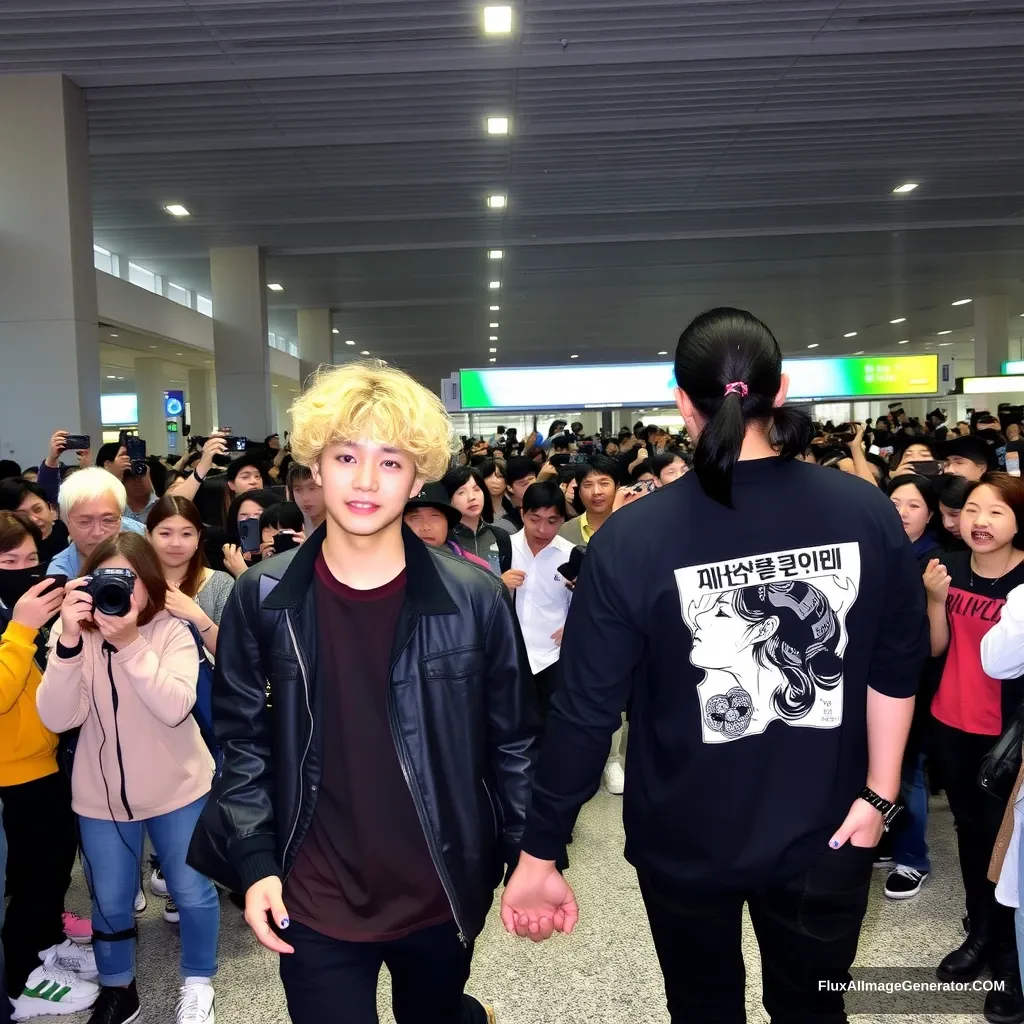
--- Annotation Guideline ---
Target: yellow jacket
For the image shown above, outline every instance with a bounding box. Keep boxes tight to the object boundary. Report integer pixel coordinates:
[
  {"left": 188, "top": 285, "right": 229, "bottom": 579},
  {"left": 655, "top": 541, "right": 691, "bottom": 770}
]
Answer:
[{"left": 0, "top": 620, "right": 58, "bottom": 786}]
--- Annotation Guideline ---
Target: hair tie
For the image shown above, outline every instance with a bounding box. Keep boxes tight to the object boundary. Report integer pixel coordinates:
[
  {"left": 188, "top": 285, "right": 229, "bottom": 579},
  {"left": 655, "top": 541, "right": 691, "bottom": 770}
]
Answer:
[{"left": 724, "top": 381, "right": 749, "bottom": 398}]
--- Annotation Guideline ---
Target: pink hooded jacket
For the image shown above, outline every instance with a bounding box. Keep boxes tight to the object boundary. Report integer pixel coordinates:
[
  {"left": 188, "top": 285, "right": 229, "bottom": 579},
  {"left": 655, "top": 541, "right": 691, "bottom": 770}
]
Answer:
[{"left": 36, "top": 610, "right": 213, "bottom": 822}]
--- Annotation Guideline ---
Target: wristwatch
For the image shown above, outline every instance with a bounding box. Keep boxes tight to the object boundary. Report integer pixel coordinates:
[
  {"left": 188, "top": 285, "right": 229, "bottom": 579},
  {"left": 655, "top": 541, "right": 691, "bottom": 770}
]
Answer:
[{"left": 859, "top": 786, "right": 902, "bottom": 831}]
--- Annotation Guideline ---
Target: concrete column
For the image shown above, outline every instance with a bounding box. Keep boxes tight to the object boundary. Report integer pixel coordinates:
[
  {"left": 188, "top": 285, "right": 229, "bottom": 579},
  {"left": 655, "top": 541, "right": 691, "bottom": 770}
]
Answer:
[
  {"left": 0, "top": 74, "right": 101, "bottom": 465},
  {"left": 270, "top": 384, "right": 294, "bottom": 438},
  {"left": 975, "top": 295, "right": 1010, "bottom": 376},
  {"left": 210, "top": 246, "right": 271, "bottom": 439},
  {"left": 134, "top": 357, "right": 168, "bottom": 454},
  {"left": 187, "top": 368, "right": 214, "bottom": 436},
  {"left": 297, "top": 307, "right": 332, "bottom": 390}
]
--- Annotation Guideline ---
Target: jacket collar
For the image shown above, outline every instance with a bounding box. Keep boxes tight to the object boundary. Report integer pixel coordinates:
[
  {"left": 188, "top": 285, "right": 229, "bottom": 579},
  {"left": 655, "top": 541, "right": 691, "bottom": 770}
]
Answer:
[{"left": 263, "top": 521, "right": 459, "bottom": 616}]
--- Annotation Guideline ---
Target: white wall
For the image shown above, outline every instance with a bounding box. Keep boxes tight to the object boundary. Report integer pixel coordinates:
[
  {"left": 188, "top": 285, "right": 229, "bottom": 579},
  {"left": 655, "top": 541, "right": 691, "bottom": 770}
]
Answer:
[{"left": 97, "top": 270, "right": 213, "bottom": 351}]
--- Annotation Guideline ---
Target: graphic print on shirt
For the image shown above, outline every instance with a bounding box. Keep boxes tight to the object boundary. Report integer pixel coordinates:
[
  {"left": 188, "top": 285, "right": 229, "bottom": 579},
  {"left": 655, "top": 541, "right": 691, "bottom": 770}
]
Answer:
[{"left": 676, "top": 543, "right": 861, "bottom": 744}]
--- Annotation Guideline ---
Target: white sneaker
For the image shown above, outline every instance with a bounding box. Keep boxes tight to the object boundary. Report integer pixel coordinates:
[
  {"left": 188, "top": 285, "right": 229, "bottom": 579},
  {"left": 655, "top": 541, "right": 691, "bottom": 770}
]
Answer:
[
  {"left": 39, "top": 939, "right": 98, "bottom": 980},
  {"left": 603, "top": 761, "right": 625, "bottom": 795},
  {"left": 176, "top": 981, "right": 215, "bottom": 1024},
  {"left": 10, "top": 963, "right": 99, "bottom": 1019},
  {"left": 150, "top": 866, "right": 169, "bottom": 897},
  {"left": 134, "top": 888, "right": 147, "bottom": 914}
]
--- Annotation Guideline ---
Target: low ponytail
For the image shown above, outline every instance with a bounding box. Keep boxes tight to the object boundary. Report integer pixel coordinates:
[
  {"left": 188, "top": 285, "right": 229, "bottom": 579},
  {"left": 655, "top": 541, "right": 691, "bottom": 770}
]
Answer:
[
  {"left": 675, "top": 307, "right": 792, "bottom": 508},
  {"left": 694, "top": 391, "right": 748, "bottom": 507}
]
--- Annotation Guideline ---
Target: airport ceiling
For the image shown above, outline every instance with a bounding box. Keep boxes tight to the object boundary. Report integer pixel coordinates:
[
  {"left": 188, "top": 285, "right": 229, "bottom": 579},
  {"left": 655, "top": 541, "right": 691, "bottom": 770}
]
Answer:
[{"left": 3, "top": 1, "right": 1024, "bottom": 386}]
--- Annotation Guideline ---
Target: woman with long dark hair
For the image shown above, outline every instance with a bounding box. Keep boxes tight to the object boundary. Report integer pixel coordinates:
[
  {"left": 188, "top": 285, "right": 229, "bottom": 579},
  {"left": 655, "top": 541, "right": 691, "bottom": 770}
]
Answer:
[
  {"left": 441, "top": 467, "right": 511, "bottom": 577},
  {"left": 479, "top": 458, "right": 516, "bottom": 532},
  {"left": 502, "top": 307, "right": 930, "bottom": 1022}
]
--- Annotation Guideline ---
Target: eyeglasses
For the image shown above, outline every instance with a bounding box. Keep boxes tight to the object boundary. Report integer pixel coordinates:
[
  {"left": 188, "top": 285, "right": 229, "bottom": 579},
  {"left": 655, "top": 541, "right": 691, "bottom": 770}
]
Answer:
[{"left": 69, "top": 515, "right": 120, "bottom": 532}]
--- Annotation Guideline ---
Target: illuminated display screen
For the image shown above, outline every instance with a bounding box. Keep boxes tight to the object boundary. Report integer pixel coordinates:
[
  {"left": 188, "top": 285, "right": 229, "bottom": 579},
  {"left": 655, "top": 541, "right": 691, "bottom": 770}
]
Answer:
[
  {"left": 100, "top": 393, "right": 138, "bottom": 425},
  {"left": 1003, "top": 361, "right": 1024, "bottom": 375},
  {"left": 457, "top": 355, "right": 939, "bottom": 411},
  {"left": 962, "top": 376, "right": 1024, "bottom": 395}
]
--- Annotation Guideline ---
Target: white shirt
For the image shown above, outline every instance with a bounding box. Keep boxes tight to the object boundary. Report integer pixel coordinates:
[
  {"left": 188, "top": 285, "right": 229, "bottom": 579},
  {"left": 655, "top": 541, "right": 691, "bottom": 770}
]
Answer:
[{"left": 510, "top": 530, "right": 575, "bottom": 675}]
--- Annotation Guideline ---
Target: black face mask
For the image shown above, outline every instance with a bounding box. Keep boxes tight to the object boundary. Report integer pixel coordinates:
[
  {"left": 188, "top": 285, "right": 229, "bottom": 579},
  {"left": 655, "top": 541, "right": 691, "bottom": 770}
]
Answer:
[{"left": 0, "top": 567, "right": 41, "bottom": 609}]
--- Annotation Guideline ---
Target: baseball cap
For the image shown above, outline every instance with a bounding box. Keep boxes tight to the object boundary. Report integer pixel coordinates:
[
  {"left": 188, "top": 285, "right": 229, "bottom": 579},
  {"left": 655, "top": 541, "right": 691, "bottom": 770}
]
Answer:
[{"left": 405, "top": 481, "right": 462, "bottom": 529}]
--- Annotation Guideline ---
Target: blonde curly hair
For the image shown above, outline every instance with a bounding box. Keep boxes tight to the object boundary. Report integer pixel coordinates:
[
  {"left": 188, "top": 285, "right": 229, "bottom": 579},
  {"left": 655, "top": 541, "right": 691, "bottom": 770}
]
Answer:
[{"left": 289, "top": 361, "right": 455, "bottom": 482}]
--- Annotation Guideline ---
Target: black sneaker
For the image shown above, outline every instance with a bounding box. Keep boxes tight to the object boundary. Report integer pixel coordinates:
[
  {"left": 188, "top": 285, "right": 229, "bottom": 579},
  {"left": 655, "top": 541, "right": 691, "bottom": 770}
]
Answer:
[
  {"left": 884, "top": 864, "right": 929, "bottom": 900},
  {"left": 88, "top": 981, "right": 140, "bottom": 1024},
  {"left": 163, "top": 896, "right": 180, "bottom": 924}
]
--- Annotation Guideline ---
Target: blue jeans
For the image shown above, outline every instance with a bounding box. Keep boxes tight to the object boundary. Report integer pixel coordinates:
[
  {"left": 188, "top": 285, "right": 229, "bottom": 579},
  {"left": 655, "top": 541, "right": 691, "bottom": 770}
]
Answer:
[
  {"left": 892, "top": 752, "right": 931, "bottom": 874},
  {"left": 79, "top": 796, "right": 219, "bottom": 987}
]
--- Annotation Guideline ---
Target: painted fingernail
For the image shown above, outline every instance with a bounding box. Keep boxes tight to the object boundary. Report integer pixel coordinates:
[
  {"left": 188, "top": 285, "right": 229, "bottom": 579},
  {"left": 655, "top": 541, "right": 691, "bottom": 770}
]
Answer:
[
  {"left": 280, "top": 917, "right": 289, "bottom": 928},
  {"left": 830, "top": 840, "right": 840, "bottom": 848}
]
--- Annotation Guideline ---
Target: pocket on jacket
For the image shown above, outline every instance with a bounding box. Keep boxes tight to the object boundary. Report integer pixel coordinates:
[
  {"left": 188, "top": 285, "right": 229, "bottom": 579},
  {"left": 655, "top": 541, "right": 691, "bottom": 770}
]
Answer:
[{"left": 421, "top": 647, "right": 485, "bottom": 681}]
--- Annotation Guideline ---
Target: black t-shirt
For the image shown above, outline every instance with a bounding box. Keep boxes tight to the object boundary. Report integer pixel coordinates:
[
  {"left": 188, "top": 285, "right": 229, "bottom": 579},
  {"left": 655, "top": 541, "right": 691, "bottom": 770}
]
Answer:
[
  {"left": 283, "top": 554, "right": 451, "bottom": 941},
  {"left": 38, "top": 520, "right": 69, "bottom": 568},
  {"left": 521, "top": 457, "right": 929, "bottom": 889}
]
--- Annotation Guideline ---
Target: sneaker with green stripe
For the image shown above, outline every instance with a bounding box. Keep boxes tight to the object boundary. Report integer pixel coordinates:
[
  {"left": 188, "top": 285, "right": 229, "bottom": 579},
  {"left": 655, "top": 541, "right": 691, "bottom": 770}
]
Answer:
[{"left": 11, "top": 963, "right": 99, "bottom": 1019}]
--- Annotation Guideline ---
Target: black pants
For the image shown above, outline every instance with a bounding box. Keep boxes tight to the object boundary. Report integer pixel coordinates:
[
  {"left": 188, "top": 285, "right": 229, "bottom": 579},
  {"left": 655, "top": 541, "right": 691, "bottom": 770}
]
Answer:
[
  {"left": 929, "top": 718, "right": 1015, "bottom": 952},
  {"left": 0, "top": 771, "right": 77, "bottom": 994},
  {"left": 533, "top": 661, "right": 561, "bottom": 720},
  {"left": 638, "top": 843, "right": 873, "bottom": 1023},
  {"left": 279, "top": 919, "right": 487, "bottom": 1024}
]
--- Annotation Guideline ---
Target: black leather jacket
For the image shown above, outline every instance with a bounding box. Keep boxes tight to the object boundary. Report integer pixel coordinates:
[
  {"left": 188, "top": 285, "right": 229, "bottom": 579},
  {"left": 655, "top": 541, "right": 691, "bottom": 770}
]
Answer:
[{"left": 187, "top": 524, "right": 538, "bottom": 940}]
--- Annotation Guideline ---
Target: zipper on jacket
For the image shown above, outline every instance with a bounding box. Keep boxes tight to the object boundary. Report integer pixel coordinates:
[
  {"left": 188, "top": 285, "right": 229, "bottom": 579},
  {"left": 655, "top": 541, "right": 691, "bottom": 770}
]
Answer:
[
  {"left": 282, "top": 611, "right": 315, "bottom": 870},
  {"left": 388, "top": 624, "right": 468, "bottom": 945},
  {"left": 105, "top": 645, "right": 134, "bottom": 820}
]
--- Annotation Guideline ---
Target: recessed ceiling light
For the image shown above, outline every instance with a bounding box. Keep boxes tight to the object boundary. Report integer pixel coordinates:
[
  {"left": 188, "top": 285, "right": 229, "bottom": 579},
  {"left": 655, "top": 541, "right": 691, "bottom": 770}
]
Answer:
[
  {"left": 898, "top": 339, "right": 910, "bottom": 344},
  {"left": 489, "top": 322, "right": 499, "bottom": 328},
  {"left": 272, "top": 384, "right": 279, "bottom": 388},
  {"left": 937, "top": 330, "right": 953, "bottom": 335},
  {"left": 148, "top": 345, "right": 157, "bottom": 349},
  {"left": 889, "top": 318, "right": 906, "bottom": 324},
  {"left": 489, "top": 305, "right": 500, "bottom": 311},
  {"left": 488, "top": 250, "right": 503, "bottom": 260},
  {"left": 489, "top": 357, "right": 497, "bottom": 362},
  {"left": 939, "top": 342, "right": 953, "bottom": 347},
  {"left": 106, "top": 374, "right": 116, "bottom": 379},
  {"left": 360, "top": 350, "right": 370, "bottom": 356},
  {"left": 486, "top": 118, "right": 509, "bottom": 136},
  {"left": 267, "top": 283, "right": 283, "bottom": 292},
  {"left": 853, "top": 350, "right": 865, "bottom": 355},
  {"left": 164, "top": 204, "right": 190, "bottom": 217},
  {"left": 892, "top": 182, "right": 919, "bottom": 194},
  {"left": 109, "top": 332, "right": 119, "bottom": 337},
  {"left": 489, "top": 281, "right": 501, "bottom": 290},
  {"left": 487, "top": 194, "right": 506, "bottom": 209},
  {"left": 657, "top": 351, "right": 668, "bottom": 356},
  {"left": 345, "top": 339, "right": 355, "bottom": 346},
  {"left": 952, "top": 298, "right": 972, "bottom": 306},
  {"left": 489, "top": 347, "right": 497, "bottom": 353},
  {"left": 175, "top": 352, "right": 183, "bottom": 356},
  {"left": 570, "top": 354, "right": 579, "bottom": 359},
  {"left": 844, "top": 332, "right": 857, "bottom": 338},
  {"left": 332, "top": 328, "right": 339, "bottom": 334},
  {"left": 483, "top": 6, "right": 512, "bottom": 33},
  {"left": 489, "top": 335, "right": 498, "bottom": 341},
  {"left": 116, "top": 376, "right": 124, "bottom": 381},
  {"left": 807, "top": 343, "right": 819, "bottom": 349}
]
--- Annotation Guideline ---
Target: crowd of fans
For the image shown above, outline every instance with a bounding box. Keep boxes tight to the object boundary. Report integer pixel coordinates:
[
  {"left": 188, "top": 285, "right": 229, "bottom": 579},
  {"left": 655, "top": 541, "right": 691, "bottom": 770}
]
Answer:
[{"left": 2, "top": 339, "right": 1024, "bottom": 1024}]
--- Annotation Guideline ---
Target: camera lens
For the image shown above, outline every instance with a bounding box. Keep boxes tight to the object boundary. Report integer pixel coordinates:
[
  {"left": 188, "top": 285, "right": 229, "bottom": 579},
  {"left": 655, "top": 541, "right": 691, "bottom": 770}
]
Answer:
[{"left": 92, "top": 577, "right": 133, "bottom": 617}]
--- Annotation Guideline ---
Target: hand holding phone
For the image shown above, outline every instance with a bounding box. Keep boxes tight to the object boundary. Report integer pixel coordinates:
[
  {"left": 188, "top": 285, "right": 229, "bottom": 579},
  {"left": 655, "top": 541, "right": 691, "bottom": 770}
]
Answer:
[{"left": 238, "top": 518, "right": 262, "bottom": 554}]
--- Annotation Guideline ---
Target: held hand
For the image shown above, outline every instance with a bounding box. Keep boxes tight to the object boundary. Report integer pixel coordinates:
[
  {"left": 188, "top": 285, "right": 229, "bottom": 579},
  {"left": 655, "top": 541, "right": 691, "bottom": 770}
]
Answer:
[
  {"left": 60, "top": 578, "right": 95, "bottom": 644},
  {"left": 923, "top": 558, "right": 951, "bottom": 602},
  {"left": 13, "top": 579, "right": 64, "bottom": 631},
  {"left": 244, "top": 876, "right": 294, "bottom": 954},
  {"left": 223, "top": 544, "right": 248, "bottom": 579},
  {"left": 93, "top": 594, "right": 141, "bottom": 650},
  {"left": 551, "top": 627, "right": 564, "bottom": 647},
  {"left": 47, "top": 430, "right": 69, "bottom": 467},
  {"left": 829, "top": 797, "right": 886, "bottom": 851},
  {"left": 501, "top": 569, "right": 526, "bottom": 590},
  {"left": 111, "top": 452, "right": 131, "bottom": 479},
  {"left": 501, "top": 852, "right": 579, "bottom": 943}
]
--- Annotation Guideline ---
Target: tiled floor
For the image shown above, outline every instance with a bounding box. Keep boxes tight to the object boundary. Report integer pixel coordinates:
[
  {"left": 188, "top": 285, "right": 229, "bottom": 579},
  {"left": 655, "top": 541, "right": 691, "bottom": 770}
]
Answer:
[{"left": 55, "top": 793, "right": 993, "bottom": 1023}]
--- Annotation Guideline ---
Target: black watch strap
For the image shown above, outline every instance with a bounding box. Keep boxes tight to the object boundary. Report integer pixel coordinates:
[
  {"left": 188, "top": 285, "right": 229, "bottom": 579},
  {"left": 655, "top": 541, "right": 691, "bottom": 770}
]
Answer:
[{"left": 860, "top": 786, "right": 901, "bottom": 829}]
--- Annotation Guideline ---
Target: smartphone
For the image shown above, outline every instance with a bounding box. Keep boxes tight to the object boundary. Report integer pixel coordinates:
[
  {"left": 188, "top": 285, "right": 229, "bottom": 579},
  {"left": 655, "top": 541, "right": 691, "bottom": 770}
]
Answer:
[
  {"left": 28, "top": 572, "right": 67, "bottom": 595},
  {"left": 1007, "top": 451, "right": 1021, "bottom": 477},
  {"left": 62, "top": 434, "right": 90, "bottom": 452},
  {"left": 630, "top": 479, "right": 657, "bottom": 495},
  {"left": 123, "top": 436, "right": 148, "bottom": 477},
  {"left": 224, "top": 436, "right": 248, "bottom": 452},
  {"left": 273, "top": 531, "right": 300, "bottom": 554},
  {"left": 238, "top": 518, "right": 262, "bottom": 554},
  {"left": 908, "top": 459, "right": 942, "bottom": 477}
]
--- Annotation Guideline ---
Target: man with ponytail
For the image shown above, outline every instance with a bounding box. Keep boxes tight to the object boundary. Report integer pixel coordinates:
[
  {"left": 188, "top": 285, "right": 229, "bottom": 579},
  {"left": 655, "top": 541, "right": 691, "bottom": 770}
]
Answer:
[{"left": 502, "top": 307, "right": 930, "bottom": 1022}]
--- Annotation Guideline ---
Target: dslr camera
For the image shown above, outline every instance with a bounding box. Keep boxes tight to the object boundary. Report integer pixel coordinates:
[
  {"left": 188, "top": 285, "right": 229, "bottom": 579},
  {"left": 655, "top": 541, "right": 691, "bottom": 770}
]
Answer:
[{"left": 86, "top": 568, "right": 136, "bottom": 617}]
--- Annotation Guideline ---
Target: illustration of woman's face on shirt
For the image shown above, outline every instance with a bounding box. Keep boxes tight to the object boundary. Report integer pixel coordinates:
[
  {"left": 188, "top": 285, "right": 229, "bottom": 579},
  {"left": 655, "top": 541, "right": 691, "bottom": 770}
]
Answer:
[{"left": 690, "top": 592, "right": 779, "bottom": 671}]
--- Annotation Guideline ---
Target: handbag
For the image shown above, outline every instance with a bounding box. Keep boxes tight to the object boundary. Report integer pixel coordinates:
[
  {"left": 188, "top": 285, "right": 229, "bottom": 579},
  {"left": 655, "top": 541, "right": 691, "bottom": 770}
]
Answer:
[{"left": 978, "top": 701, "right": 1024, "bottom": 802}]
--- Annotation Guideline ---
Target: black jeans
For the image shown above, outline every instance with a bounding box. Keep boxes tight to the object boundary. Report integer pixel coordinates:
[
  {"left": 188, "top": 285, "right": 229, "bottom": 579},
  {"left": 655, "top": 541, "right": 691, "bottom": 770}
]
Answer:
[
  {"left": 279, "top": 919, "right": 488, "bottom": 1024},
  {"left": 0, "top": 771, "right": 77, "bottom": 994},
  {"left": 533, "top": 661, "right": 562, "bottom": 720},
  {"left": 929, "top": 718, "right": 1016, "bottom": 953},
  {"left": 637, "top": 842, "right": 874, "bottom": 1023}
]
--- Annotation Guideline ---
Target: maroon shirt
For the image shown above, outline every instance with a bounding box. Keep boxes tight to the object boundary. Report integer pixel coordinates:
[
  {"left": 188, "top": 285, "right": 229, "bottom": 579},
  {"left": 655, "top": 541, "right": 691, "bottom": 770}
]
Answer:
[{"left": 283, "top": 554, "right": 452, "bottom": 941}]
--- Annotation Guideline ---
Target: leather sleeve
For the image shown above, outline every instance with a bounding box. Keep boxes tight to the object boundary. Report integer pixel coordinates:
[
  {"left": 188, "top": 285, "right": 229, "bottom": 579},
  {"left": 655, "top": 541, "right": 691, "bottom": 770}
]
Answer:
[
  {"left": 209, "top": 574, "right": 281, "bottom": 888},
  {"left": 482, "top": 585, "right": 540, "bottom": 862}
]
